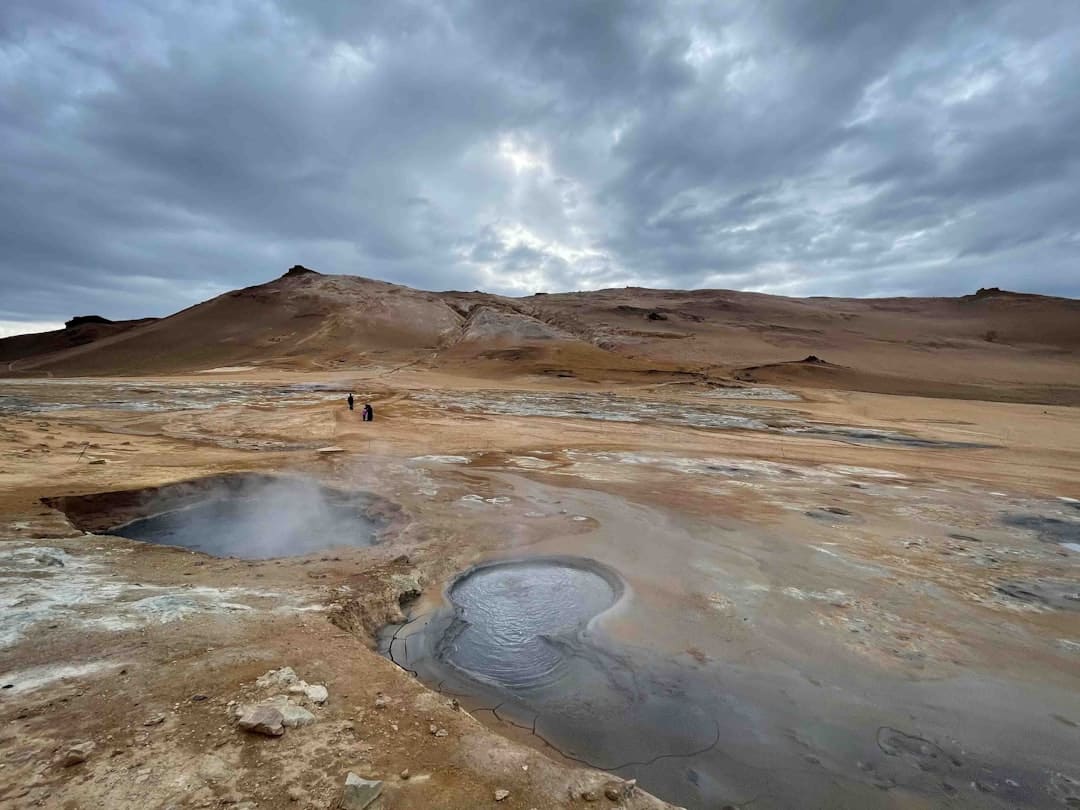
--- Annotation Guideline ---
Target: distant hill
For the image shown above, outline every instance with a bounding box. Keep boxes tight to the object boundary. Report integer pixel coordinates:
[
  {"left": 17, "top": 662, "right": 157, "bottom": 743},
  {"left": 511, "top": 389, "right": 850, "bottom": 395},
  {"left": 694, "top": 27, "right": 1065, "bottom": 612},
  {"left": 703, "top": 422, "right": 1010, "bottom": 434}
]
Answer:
[
  {"left": 1, "top": 316, "right": 157, "bottom": 370},
  {"left": 2, "top": 266, "right": 1078, "bottom": 403}
]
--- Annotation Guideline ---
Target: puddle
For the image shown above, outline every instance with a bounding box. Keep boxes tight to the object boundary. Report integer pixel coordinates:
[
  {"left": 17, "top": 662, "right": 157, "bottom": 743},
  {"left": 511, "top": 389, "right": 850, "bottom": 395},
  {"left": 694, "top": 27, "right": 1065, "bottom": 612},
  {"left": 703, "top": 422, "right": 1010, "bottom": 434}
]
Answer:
[{"left": 46, "top": 474, "right": 399, "bottom": 559}]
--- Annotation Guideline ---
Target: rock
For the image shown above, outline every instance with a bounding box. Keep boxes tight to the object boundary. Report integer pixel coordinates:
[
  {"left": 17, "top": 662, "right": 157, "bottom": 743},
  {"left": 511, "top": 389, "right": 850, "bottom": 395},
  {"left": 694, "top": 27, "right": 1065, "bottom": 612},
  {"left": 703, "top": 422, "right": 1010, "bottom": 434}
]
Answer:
[
  {"left": 237, "top": 706, "right": 285, "bottom": 736},
  {"left": 61, "top": 741, "right": 95, "bottom": 766},
  {"left": 399, "top": 769, "right": 410, "bottom": 780},
  {"left": 279, "top": 703, "right": 316, "bottom": 728},
  {"left": 340, "top": 773, "right": 382, "bottom": 810},
  {"left": 88, "top": 458, "right": 107, "bottom": 465},
  {"left": 374, "top": 694, "right": 388, "bottom": 709},
  {"left": 286, "top": 786, "right": 304, "bottom": 802},
  {"left": 604, "top": 779, "right": 635, "bottom": 801},
  {"left": 494, "top": 789, "right": 510, "bottom": 801},
  {"left": 288, "top": 682, "right": 328, "bottom": 704},
  {"left": 143, "top": 714, "right": 166, "bottom": 726},
  {"left": 255, "top": 667, "right": 297, "bottom": 688},
  {"left": 581, "top": 788, "right": 599, "bottom": 802},
  {"left": 434, "top": 728, "right": 448, "bottom": 738}
]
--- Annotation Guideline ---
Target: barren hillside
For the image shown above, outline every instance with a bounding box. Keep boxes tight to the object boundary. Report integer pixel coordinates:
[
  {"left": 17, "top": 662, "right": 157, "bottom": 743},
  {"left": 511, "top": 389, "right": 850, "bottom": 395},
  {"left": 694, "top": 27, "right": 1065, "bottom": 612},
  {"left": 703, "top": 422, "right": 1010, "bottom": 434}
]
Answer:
[{"left": 3, "top": 268, "right": 1078, "bottom": 402}]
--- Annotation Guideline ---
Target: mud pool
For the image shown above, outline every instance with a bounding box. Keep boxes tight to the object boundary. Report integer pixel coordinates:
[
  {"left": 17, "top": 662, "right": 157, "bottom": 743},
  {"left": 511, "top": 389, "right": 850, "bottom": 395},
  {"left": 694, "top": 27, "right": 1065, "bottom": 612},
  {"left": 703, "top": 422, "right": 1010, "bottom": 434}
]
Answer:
[
  {"left": 50, "top": 475, "right": 394, "bottom": 559},
  {"left": 379, "top": 458, "right": 1080, "bottom": 810}
]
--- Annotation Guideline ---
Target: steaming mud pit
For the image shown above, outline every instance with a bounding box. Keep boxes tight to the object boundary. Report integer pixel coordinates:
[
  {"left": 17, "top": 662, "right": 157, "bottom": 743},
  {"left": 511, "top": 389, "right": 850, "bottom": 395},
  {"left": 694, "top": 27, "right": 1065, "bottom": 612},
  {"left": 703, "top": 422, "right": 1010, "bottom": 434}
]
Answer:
[{"left": 47, "top": 473, "right": 398, "bottom": 559}]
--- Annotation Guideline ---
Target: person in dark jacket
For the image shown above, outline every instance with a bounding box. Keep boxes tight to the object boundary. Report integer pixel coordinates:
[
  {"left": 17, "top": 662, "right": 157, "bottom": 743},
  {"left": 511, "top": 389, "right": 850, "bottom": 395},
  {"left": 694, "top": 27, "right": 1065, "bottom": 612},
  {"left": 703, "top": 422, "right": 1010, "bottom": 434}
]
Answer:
[
  {"left": 362, "top": 403, "right": 374, "bottom": 422},
  {"left": 347, "top": 393, "right": 354, "bottom": 411}
]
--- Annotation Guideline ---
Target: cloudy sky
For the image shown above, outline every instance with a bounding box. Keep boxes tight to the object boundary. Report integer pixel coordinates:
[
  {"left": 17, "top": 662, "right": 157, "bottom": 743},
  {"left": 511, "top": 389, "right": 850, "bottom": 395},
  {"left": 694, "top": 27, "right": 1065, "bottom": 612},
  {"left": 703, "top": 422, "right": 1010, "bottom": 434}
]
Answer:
[{"left": 2, "top": 0, "right": 1078, "bottom": 334}]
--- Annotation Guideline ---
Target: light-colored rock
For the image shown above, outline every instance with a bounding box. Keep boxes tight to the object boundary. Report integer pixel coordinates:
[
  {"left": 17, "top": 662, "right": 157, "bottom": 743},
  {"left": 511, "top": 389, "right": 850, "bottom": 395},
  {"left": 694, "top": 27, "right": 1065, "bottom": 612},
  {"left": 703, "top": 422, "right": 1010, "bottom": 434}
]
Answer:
[
  {"left": 434, "top": 728, "right": 448, "bottom": 738},
  {"left": 581, "top": 788, "right": 599, "bottom": 802},
  {"left": 494, "top": 788, "right": 510, "bottom": 801},
  {"left": 286, "top": 786, "right": 304, "bottom": 802},
  {"left": 143, "top": 713, "right": 166, "bottom": 726},
  {"left": 255, "top": 667, "right": 297, "bottom": 688},
  {"left": 279, "top": 703, "right": 316, "bottom": 728},
  {"left": 288, "top": 682, "right": 328, "bottom": 704},
  {"left": 237, "top": 705, "right": 285, "bottom": 736},
  {"left": 399, "top": 769, "right": 410, "bottom": 780},
  {"left": 61, "top": 741, "right": 95, "bottom": 766},
  {"left": 340, "top": 773, "right": 383, "bottom": 810},
  {"left": 374, "top": 694, "right": 388, "bottom": 709}
]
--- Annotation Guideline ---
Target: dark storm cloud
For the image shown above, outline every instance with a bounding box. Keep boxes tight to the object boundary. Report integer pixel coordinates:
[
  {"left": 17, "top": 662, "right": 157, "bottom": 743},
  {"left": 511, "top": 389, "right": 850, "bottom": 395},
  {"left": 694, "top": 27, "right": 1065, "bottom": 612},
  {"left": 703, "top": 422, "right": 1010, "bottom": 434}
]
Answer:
[{"left": 1, "top": 0, "right": 1078, "bottom": 330}]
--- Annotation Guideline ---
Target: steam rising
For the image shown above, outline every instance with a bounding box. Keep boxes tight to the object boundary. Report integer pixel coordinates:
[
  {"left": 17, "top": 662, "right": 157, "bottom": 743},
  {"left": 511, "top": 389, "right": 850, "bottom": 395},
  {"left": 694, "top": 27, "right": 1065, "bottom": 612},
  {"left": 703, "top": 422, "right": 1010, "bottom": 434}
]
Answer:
[{"left": 112, "top": 475, "right": 385, "bottom": 559}]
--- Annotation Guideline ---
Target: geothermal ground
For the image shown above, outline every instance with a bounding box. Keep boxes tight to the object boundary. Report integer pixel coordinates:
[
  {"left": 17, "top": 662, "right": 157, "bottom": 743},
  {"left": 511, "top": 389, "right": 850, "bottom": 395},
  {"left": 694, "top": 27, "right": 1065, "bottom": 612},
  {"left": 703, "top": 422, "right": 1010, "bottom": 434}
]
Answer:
[{"left": 1, "top": 368, "right": 1079, "bottom": 809}]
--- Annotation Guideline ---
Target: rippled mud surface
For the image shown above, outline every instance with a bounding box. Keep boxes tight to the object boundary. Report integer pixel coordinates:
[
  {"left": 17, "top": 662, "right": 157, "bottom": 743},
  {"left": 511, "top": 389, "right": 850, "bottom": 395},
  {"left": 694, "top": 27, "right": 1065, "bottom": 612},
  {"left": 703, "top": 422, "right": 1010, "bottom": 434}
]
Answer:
[{"left": 381, "top": 450, "right": 1080, "bottom": 810}]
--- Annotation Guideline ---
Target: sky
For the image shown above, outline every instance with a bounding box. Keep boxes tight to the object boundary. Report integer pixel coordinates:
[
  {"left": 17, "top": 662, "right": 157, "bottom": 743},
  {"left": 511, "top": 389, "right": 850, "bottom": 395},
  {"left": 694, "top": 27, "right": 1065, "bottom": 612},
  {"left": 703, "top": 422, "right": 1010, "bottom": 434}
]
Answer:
[{"left": 2, "top": 0, "right": 1079, "bottom": 335}]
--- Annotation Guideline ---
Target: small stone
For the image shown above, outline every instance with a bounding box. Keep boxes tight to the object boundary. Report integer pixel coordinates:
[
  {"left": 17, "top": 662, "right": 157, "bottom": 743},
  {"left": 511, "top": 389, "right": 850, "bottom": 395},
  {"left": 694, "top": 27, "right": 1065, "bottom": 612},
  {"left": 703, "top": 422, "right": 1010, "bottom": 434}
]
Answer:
[
  {"left": 255, "top": 667, "right": 297, "bottom": 688},
  {"left": 434, "top": 728, "right": 448, "bottom": 738},
  {"left": 399, "top": 768, "right": 410, "bottom": 780},
  {"left": 88, "top": 458, "right": 107, "bottom": 465},
  {"left": 304, "top": 684, "right": 328, "bottom": 704},
  {"left": 494, "top": 788, "right": 510, "bottom": 801},
  {"left": 286, "top": 786, "right": 303, "bottom": 802},
  {"left": 279, "top": 703, "right": 316, "bottom": 728},
  {"left": 604, "top": 785, "right": 621, "bottom": 801},
  {"left": 429, "top": 724, "right": 438, "bottom": 734},
  {"left": 61, "top": 741, "right": 95, "bottom": 767},
  {"left": 581, "top": 789, "right": 599, "bottom": 802},
  {"left": 374, "top": 694, "right": 388, "bottom": 709},
  {"left": 340, "top": 772, "right": 383, "bottom": 810},
  {"left": 237, "top": 706, "right": 285, "bottom": 736},
  {"left": 143, "top": 714, "right": 166, "bottom": 726}
]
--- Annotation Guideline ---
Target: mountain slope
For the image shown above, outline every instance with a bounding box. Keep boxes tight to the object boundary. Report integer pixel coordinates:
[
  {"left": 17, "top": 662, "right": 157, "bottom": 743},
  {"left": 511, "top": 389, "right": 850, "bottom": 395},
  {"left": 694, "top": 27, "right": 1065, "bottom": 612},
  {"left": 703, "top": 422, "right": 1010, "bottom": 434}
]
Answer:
[{"left": 3, "top": 268, "right": 1078, "bottom": 402}]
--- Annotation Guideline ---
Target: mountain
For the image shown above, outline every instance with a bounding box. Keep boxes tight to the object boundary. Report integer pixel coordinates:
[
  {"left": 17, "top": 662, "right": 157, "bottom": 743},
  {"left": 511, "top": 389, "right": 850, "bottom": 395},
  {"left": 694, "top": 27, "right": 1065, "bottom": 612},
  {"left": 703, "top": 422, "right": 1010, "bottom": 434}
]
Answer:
[{"left": 2, "top": 266, "right": 1078, "bottom": 403}]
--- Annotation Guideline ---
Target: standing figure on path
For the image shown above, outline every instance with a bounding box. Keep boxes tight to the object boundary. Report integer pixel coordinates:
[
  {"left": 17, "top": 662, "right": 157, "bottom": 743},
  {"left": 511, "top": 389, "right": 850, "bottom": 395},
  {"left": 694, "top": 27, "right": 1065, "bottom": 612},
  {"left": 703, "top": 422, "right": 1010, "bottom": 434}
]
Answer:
[
  {"left": 362, "top": 403, "right": 374, "bottom": 422},
  {"left": 347, "top": 393, "right": 355, "bottom": 411}
]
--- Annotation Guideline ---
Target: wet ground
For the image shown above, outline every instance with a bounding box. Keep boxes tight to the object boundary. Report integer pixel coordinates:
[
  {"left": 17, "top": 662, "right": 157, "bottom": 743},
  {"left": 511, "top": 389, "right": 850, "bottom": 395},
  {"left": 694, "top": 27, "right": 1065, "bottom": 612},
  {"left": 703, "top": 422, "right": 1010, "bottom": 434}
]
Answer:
[
  {"left": 383, "top": 451, "right": 1080, "bottom": 809},
  {"left": 411, "top": 389, "right": 996, "bottom": 449},
  {"left": 1, "top": 374, "right": 1078, "bottom": 809}
]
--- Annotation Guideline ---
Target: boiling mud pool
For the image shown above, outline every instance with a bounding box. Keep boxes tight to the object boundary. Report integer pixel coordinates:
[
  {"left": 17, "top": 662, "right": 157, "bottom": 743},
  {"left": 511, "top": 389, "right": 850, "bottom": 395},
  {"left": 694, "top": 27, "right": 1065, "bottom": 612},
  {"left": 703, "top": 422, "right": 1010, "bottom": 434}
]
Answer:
[
  {"left": 111, "top": 476, "right": 386, "bottom": 559},
  {"left": 384, "top": 555, "right": 1080, "bottom": 810}
]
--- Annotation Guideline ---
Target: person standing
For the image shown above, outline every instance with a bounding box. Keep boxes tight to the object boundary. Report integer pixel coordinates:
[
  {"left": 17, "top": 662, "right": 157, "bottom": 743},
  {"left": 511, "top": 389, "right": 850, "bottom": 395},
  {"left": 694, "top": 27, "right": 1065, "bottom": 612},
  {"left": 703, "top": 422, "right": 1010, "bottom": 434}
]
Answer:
[
  {"left": 347, "top": 393, "right": 354, "bottom": 411},
  {"left": 362, "top": 403, "right": 374, "bottom": 422}
]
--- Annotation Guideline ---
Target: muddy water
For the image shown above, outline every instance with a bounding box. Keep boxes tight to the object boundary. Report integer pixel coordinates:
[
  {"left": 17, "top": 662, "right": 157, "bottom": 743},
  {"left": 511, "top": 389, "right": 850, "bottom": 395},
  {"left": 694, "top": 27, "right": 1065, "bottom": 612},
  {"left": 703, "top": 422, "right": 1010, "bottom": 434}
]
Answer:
[
  {"left": 384, "top": 462, "right": 1080, "bottom": 809},
  {"left": 110, "top": 477, "right": 385, "bottom": 559}
]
